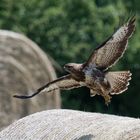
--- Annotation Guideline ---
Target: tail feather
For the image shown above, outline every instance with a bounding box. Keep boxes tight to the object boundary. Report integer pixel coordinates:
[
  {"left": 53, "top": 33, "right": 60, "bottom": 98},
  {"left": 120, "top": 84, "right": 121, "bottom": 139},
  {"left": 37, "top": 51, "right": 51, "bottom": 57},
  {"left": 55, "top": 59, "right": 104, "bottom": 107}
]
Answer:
[{"left": 105, "top": 71, "right": 131, "bottom": 95}]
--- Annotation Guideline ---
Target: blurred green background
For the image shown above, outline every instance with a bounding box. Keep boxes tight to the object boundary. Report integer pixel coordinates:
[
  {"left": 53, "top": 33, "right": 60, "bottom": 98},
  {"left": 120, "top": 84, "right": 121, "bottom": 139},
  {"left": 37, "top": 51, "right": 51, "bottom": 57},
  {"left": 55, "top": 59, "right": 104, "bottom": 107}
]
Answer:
[{"left": 0, "top": 0, "right": 140, "bottom": 117}]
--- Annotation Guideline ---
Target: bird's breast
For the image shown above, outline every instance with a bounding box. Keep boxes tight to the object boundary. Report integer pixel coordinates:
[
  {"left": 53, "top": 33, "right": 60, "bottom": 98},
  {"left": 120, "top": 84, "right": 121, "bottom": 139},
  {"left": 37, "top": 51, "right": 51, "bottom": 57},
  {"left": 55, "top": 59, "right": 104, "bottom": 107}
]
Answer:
[
  {"left": 84, "top": 75, "right": 95, "bottom": 86},
  {"left": 83, "top": 66, "right": 105, "bottom": 86}
]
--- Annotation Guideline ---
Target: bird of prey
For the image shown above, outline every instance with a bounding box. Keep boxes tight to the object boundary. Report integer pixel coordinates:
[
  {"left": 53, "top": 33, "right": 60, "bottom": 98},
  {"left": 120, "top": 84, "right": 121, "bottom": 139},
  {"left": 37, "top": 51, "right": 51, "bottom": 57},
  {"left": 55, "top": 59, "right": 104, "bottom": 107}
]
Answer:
[{"left": 13, "top": 16, "right": 135, "bottom": 105}]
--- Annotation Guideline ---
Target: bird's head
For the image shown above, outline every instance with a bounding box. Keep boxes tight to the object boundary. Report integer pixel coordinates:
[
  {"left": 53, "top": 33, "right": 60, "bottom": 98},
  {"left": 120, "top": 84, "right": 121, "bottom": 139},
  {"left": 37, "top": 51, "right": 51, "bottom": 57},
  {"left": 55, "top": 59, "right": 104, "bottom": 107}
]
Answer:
[{"left": 64, "top": 63, "right": 82, "bottom": 73}]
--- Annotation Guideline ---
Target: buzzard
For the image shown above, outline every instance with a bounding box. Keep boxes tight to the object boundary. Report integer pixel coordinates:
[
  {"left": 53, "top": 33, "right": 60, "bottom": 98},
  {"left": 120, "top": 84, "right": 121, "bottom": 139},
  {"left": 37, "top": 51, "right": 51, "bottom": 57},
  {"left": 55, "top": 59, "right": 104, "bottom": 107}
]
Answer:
[{"left": 13, "top": 16, "right": 135, "bottom": 105}]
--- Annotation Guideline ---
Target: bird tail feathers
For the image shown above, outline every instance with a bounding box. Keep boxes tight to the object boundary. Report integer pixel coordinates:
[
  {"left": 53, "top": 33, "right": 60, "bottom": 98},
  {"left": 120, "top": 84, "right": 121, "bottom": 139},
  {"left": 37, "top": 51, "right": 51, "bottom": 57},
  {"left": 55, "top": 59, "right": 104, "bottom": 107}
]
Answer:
[{"left": 105, "top": 71, "right": 131, "bottom": 95}]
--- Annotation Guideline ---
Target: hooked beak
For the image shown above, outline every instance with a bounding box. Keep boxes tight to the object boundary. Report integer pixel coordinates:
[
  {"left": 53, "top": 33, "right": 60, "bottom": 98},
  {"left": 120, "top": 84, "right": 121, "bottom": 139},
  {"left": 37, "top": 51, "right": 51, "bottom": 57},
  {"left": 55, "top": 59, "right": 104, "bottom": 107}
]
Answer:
[
  {"left": 64, "top": 64, "right": 71, "bottom": 72},
  {"left": 64, "top": 65, "right": 66, "bottom": 70}
]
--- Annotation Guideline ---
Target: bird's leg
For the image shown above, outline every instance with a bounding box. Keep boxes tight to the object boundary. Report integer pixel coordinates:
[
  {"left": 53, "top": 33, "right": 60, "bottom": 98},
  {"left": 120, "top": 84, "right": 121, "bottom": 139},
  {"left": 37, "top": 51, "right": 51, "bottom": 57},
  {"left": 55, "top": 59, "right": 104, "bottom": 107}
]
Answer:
[
  {"left": 94, "top": 79, "right": 111, "bottom": 105},
  {"left": 99, "top": 87, "right": 112, "bottom": 105},
  {"left": 103, "top": 94, "right": 112, "bottom": 106}
]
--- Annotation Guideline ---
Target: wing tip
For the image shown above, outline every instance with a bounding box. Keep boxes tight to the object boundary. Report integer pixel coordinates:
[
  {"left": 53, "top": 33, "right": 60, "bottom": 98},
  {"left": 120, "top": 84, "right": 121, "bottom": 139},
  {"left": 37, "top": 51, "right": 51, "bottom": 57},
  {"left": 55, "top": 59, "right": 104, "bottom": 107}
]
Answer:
[
  {"left": 124, "top": 15, "right": 136, "bottom": 39},
  {"left": 129, "top": 14, "right": 136, "bottom": 22},
  {"left": 13, "top": 94, "right": 31, "bottom": 99},
  {"left": 13, "top": 90, "right": 40, "bottom": 99}
]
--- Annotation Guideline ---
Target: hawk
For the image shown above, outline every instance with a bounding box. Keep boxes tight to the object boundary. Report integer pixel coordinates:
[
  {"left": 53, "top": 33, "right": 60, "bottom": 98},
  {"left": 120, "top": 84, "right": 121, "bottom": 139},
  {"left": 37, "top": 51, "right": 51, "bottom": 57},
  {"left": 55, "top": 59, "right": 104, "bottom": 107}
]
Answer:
[{"left": 13, "top": 16, "right": 135, "bottom": 105}]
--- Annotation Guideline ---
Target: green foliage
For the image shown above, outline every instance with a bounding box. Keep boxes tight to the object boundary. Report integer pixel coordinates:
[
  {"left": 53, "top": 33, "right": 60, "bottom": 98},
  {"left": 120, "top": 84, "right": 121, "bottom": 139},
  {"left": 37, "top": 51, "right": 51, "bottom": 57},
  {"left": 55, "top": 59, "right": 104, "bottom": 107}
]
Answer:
[{"left": 0, "top": 0, "right": 140, "bottom": 117}]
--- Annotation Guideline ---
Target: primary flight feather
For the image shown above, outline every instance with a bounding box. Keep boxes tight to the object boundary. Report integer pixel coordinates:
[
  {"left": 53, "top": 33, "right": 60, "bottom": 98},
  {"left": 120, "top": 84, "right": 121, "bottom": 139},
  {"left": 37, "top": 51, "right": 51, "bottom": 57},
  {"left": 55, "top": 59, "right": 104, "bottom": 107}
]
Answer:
[{"left": 14, "top": 16, "right": 135, "bottom": 105}]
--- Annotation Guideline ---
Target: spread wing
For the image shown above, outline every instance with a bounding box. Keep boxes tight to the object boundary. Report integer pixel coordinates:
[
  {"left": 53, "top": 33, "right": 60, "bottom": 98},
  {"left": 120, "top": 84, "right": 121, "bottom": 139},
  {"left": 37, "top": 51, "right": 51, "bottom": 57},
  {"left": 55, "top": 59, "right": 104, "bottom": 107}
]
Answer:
[
  {"left": 84, "top": 16, "right": 135, "bottom": 70},
  {"left": 13, "top": 74, "right": 82, "bottom": 99}
]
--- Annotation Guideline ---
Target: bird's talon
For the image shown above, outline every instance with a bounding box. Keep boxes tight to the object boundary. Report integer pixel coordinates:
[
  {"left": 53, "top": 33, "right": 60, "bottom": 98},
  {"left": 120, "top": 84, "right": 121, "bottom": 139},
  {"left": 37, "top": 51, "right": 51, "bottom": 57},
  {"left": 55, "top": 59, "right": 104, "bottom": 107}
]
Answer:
[{"left": 104, "top": 95, "right": 112, "bottom": 106}]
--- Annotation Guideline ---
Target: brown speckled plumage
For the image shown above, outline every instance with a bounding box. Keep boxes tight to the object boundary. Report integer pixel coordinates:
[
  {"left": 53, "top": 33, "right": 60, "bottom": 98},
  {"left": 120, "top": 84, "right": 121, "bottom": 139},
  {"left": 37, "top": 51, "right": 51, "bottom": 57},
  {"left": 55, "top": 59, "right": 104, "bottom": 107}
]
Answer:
[{"left": 14, "top": 16, "right": 135, "bottom": 105}]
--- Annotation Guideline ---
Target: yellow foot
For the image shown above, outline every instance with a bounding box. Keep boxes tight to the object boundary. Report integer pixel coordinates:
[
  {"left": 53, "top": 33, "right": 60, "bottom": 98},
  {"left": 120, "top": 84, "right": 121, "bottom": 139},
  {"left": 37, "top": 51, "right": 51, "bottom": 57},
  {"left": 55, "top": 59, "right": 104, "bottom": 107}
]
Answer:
[{"left": 104, "top": 95, "right": 112, "bottom": 106}]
